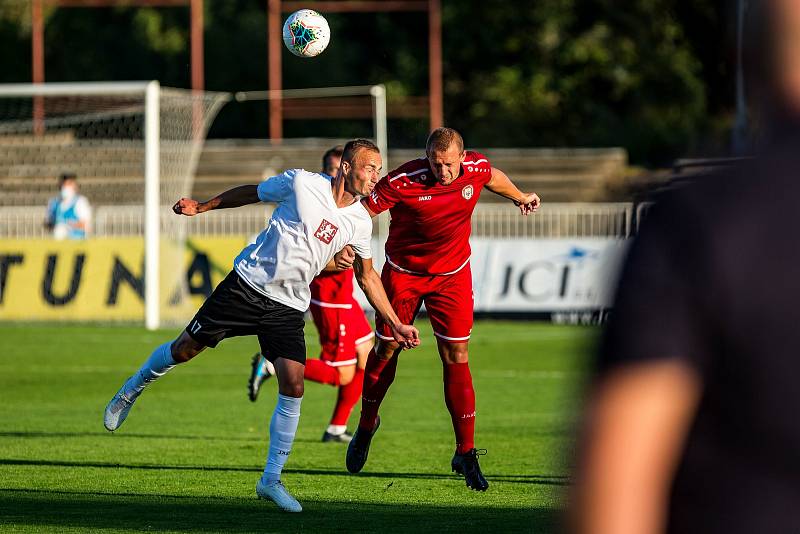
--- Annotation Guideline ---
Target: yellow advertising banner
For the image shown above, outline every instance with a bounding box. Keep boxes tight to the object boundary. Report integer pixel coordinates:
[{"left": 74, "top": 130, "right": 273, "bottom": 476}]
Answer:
[{"left": 0, "top": 237, "right": 248, "bottom": 322}]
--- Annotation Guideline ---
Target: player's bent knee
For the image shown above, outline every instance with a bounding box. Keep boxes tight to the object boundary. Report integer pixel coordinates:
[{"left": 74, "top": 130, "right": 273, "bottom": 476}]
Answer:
[
  {"left": 278, "top": 382, "right": 304, "bottom": 398},
  {"left": 439, "top": 342, "right": 469, "bottom": 365},
  {"left": 171, "top": 332, "right": 206, "bottom": 363},
  {"left": 375, "top": 339, "right": 401, "bottom": 360},
  {"left": 338, "top": 364, "right": 356, "bottom": 386}
]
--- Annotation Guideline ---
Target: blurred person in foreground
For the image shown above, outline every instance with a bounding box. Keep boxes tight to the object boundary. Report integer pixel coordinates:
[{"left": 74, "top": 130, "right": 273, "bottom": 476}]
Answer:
[
  {"left": 45, "top": 172, "right": 91, "bottom": 239},
  {"left": 571, "top": 2, "right": 800, "bottom": 533}
]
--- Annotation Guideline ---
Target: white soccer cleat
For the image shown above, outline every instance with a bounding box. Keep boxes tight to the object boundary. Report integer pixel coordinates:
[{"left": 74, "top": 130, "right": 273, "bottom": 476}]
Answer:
[
  {"left": 256, "top": 478, "right": 303, "bottom": 512},
  {"left": 104, "top": 383, "right": 138, "bottom": 432}
]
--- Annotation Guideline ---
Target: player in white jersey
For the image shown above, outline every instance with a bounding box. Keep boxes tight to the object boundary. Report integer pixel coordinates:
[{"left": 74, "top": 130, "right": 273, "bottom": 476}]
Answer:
[{"left": 102, "top": 139, "right": 420, "bottom": 513}]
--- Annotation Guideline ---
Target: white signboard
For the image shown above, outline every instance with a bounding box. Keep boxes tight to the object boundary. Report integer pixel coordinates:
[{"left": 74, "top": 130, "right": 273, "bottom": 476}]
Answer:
[{"left": 354, "top": 238, "right": 629, "bottom": 315}]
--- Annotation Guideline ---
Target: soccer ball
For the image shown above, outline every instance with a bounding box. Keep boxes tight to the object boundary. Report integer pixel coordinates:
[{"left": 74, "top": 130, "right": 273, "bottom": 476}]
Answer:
[{"left": 282, "top": 9, "right": 330, "bottom": 58}]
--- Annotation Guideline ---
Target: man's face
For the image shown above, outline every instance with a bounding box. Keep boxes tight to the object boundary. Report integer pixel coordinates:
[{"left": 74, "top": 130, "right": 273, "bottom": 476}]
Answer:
[
  {"left": 323, "top": 155, "right": 341, "bottom": 178},
  {"left": 344, "top": 148, "right": 382, "bottom": 197},
  {"left": 427, "top": 144, "right": 465, "bottom": 186},
  {"left": 60, "top": 178, "right": 78, "bottom": 198}
]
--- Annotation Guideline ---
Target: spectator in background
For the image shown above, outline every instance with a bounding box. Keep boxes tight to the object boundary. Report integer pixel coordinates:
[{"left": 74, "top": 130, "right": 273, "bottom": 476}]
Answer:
[
  {"left": 570, "top": 2, "right": 800, "bottom": 533},
  {"left": 45, "top": 172, "right": 91, "bottom": 240}
]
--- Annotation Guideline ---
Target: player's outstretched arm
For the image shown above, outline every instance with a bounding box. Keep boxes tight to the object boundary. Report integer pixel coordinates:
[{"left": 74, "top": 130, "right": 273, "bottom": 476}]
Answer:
[
  {"left": 173, "top": 185, "right": 260, "bottom": 216},
  {"left": 485, "top": 167, "right": 541, "bottom": 216},
  {"left": 352, "top": 255, "right": 420, "bottom": 350}
]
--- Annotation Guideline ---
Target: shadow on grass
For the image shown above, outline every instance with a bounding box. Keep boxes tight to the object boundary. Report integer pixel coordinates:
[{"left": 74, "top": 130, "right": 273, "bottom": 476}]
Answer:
[
  {"left": 0, "top": 488, "right": 558, "bottom": 533},
  {"left": 0, "top": 431, "right": 262, "bottom": 442},
  {"left": 0, "top": 458, "right": 569, "bottom": 486}
]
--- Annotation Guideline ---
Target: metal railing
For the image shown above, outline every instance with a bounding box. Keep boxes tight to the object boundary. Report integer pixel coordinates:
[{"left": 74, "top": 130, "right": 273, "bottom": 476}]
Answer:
[{"left": 0, "top": 202, "right": 634, "bottom": 239}]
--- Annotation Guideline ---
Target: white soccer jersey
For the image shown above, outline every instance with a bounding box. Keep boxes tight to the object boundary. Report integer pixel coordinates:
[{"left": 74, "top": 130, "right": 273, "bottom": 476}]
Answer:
[{"left": 234, "top": 169, "right": 373, "bottom": 311}]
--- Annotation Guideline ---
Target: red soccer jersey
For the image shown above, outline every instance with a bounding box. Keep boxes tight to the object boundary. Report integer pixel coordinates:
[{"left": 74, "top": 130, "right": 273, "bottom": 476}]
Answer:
[
  {"left": 310, "top": 268, "right": 354, "bottom": 305},
  {"left": 364, "top": 151, "right": 492, "bottom": 275}
]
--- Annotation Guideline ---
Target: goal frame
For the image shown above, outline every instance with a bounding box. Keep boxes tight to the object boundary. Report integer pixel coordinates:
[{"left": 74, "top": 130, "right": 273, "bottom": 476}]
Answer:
[{"left": 0, "top": 81, "right": 163, "bottom": 329}]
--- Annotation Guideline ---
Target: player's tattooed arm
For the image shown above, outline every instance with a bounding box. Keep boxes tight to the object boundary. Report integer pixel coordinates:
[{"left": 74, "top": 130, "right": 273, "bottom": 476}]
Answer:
[
  {"left": 352, "top": 255, "right": 420, "bottom": 350},
  {"left": 172, "top": 185, "right": 260, "bottom": 216},
  {"left": 486, "top": 167, "right": 541, "bottom": 216}
]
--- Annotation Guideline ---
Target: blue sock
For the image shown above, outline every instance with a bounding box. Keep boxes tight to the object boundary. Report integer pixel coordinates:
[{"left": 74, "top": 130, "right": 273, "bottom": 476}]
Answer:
[{"left": 262, "top": 393, "right": 303, "bottom": 483}]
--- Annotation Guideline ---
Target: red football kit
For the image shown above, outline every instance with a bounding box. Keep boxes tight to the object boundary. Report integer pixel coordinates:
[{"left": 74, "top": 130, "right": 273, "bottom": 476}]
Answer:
[
  {"left": 310, "top": 269, "right": 373, "bottom": 366},
  {"left": 364, "top": 151, "right": 492, "bottom": 342}
]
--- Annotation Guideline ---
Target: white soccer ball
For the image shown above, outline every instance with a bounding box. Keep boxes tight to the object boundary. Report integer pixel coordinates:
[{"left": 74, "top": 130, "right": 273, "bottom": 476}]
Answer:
[{"left": 282, "top": 9, "right": 330, "bottom": 58}]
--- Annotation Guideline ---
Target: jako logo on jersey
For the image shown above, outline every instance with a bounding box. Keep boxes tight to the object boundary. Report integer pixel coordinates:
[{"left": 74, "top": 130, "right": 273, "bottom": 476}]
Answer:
[
  {"left": 418, "top": 195, "right": 432, "bottom": 201},
  {"left": 314, "top": 219, "right": 339, "bottom": 244},
  {"left": 462, "top": 185, "right": 474, "bottom": 200}
]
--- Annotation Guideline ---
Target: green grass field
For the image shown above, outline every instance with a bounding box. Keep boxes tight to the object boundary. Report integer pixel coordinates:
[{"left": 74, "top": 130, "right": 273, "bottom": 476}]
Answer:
[{"left": 0, "top": 321, "right": 595, "bottom": 533}]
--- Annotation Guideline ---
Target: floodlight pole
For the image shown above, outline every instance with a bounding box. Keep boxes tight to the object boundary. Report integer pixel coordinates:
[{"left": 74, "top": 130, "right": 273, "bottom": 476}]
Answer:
[
  {"left": 732, "top": 0, "right": 749, "bottom": 155},
  {"left": 31, "top": 0, "right": 205, "bottom": 92},
  {"left": 268, "top": 0, "right": 283, "bottom": 142},
  {"left": 428, "top": 0, "right": 443, "bottom": 131}
]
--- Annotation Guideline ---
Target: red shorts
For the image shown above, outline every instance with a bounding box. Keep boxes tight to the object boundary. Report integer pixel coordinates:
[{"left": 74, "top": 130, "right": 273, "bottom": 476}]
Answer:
[
  {"left": 309, "top": 296, "right": 374, "bottom": 366},
  {"left": 375, "top": 263, "right": 473, "bottom": 343}
]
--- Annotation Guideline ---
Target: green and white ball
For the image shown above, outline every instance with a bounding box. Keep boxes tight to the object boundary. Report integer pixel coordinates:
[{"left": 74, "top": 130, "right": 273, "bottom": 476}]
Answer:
[{"left": 282, "top": 9, "right": 330, "bottom": 58}]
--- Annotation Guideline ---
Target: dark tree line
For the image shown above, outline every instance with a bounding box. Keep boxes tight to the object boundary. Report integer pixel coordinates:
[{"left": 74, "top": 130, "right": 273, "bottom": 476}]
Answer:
[{"left": 0, "top": 0, "right": 736, "bottom": 165}]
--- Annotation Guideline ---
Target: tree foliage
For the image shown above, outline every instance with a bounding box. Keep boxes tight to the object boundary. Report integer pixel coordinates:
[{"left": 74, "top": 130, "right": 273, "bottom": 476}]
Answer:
[{"left": 0, "top": 0, "right": 730, "bottom": 165}]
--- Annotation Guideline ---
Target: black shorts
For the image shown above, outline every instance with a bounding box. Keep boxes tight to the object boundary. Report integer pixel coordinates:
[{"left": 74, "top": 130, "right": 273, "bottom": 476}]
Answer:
[{"left": 185, "top": 270, "right": 306, "bottom": 364}]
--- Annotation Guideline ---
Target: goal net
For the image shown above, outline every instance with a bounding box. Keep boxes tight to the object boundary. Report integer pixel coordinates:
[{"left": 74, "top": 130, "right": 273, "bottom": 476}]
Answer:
[{"left": 0, "top": 81, "right": 229, "bottom": 329}]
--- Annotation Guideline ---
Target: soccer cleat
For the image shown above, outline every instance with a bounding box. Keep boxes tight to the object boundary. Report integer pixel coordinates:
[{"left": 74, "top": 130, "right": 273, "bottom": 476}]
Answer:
[
  {"left": 248, "top": 352, "right": 275, "bottom": 402},
  {"left": 451, "top": 448, "right": 489, "bottom": 491},
  {"left": 346, "top": 416, "right": 380, "bottom": 473},
  {"left": 256, "top": 478, "right": 303, "bottom": 513},
  {"left": 322, "top": 429, "right": 353, "bottom": 443},
  {"left": 103, "top": 383, "right": 138, "bottom": 432}
]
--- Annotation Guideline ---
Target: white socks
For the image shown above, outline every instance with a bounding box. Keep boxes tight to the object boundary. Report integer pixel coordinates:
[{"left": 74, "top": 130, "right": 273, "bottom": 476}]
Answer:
[
  {"left": 326, "top": 424, "right": 347, "bottom": 436},
  {"left": 124, "top": 342, "right": 177, "bottom": 397},
  {"left": 262, "top": 394, "right": 303, "bottom": 483}
]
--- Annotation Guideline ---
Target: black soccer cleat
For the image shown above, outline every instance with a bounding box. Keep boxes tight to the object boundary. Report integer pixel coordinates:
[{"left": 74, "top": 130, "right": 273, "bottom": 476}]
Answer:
[
  {"left": 451, "top": 448, "right": 489, "bottom": 491},
  {"left": 322, "top": 430, "right": 353, "bottom": 443},
  {"left": 346, "top": 416, "right": 380, "bottom": 473},
  {"left": 247, "top": 352, "right": 274, "bottom": 402}
]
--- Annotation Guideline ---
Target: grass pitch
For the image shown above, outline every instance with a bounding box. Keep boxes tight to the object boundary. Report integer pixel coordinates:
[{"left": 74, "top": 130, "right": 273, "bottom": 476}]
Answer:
[{"left": 0, "top": 321, "right": 594, "bottom": 533}]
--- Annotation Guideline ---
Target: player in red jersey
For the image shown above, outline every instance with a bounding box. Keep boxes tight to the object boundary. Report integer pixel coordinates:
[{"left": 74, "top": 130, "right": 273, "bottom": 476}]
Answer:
[
  {"left": 248, "top": 146, "right": 375, "bottom": 443},
  {"left": 345, "top": 127, "right": 540, "bottom": 491}
]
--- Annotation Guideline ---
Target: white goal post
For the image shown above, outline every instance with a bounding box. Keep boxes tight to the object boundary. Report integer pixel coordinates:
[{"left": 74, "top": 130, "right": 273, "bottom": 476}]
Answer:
[
  {"left": 234, "top": 84, "right": 388, "bottom": 165},
  {"left": 0, "top": 81, "right": 230, "bottom": 329}
]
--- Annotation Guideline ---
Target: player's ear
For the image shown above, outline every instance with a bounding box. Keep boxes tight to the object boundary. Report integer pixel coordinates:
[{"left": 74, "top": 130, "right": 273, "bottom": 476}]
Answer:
[{"left": 340, "top": 160, "right": 351, "bottom": 176}]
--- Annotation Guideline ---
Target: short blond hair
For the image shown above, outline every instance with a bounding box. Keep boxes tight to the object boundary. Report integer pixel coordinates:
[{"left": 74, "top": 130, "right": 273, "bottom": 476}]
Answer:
[{"left": 426, "top": 127, "right": 464, "bottom": 155}]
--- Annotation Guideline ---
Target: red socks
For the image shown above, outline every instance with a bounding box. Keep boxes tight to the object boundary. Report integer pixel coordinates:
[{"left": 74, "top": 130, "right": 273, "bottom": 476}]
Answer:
[
  {"left": 358, "top": 348, "right": 398, "bottom": 431},
  {"left": 304, "top": 359, "right": 340, "bottom": 386},
  {"left": 330, "top": 366, "right": 364, "bottom": 426},
  {"left": 444, "top": 362, "right": 476, "bottom": 454}
]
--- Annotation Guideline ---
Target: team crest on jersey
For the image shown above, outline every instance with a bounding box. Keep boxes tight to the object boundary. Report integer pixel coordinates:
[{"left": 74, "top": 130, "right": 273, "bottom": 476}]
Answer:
[
  {"left": 462, "top": 185, "right": 474, "bottom": 200},
  {"left": 314, "top": 219, "right": 338, "bottom": 244}
]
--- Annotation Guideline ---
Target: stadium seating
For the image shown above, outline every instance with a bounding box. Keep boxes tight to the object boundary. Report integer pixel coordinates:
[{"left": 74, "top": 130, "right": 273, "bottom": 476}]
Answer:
[{"left": 0, "top": 138, "right": 628, "bottom": 206}]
